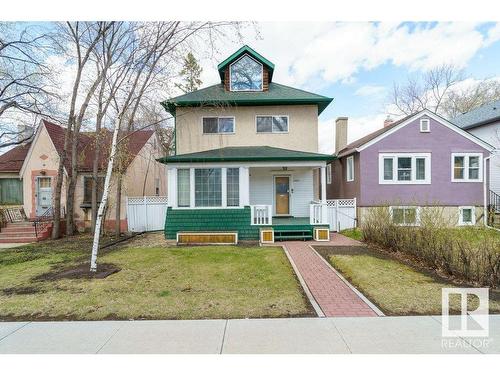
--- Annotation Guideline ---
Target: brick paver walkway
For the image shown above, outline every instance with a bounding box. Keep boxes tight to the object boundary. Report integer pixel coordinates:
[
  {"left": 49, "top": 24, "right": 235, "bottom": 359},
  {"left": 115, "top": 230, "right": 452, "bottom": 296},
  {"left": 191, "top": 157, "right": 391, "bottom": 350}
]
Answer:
[{"left": 284, "top": 234, "right": 378, "bottom": 317}]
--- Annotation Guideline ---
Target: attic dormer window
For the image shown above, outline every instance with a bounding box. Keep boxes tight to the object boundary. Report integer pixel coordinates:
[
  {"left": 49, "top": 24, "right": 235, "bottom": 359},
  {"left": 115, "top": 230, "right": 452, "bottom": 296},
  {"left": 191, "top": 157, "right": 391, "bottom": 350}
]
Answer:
[{"left": 229, "top": 54, "right": 263, "bottom": 91}]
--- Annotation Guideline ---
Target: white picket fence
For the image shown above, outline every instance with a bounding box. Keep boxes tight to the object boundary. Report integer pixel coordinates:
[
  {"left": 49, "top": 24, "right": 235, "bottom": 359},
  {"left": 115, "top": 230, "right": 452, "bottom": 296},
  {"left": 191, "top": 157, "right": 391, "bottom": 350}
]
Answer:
[{"left": 126, "top": 196, "right": 168, "bottom": 232}]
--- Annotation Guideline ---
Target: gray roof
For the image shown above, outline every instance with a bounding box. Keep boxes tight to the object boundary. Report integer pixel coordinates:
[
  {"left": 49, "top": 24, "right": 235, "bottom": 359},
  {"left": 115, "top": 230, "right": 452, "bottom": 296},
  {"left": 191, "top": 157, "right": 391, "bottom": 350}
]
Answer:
[{"left": 452, "top": 99, "right": 500, "bottom": 130}]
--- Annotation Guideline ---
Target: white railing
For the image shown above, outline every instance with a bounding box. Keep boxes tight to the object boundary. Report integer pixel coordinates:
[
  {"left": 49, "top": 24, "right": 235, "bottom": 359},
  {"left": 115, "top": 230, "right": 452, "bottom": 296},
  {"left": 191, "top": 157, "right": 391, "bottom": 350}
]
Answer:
[
  {"left": 310, "top": 203, "right": 328, "bottom": 224},
  {"left": 250, "top": 205, "right": 272, "bottom": 225}
]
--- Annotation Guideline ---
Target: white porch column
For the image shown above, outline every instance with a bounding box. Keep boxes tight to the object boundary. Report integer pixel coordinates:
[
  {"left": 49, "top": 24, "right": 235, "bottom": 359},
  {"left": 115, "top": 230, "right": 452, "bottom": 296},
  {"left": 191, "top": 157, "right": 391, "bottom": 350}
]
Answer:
[
  {"left": 221, "top": 167, "right": 227, "bottom": 208},
  {"left": 189, "top": 168, "right": 195, "bottom": 208},
  {"left": 320, "top": 166, "right": 327, "bottom": 204},
  {"left": 167, "top": 167, "right": 177, "bottom": 208},
  {"left": 239, "top": 166, "right": 250, "bottom": 206}
]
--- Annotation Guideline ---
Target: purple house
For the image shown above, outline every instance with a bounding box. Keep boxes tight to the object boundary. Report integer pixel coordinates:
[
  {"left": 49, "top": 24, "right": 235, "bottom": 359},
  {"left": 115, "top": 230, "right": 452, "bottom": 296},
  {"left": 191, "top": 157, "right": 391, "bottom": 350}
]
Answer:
[{"left": 327, "top": 110, "right": 494, "bottom": 226}]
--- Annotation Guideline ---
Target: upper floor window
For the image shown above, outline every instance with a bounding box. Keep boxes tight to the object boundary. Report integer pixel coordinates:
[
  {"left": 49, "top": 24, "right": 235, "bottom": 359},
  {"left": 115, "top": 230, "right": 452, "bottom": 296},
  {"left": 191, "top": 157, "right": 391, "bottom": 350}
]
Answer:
[
  {"left": 346, "top": 156, "right": 354, "bottom": 182},
  {"left": 256, "top": 116, "right": 288, "bottom": 133},
  {"left": 83, "top": 176, "right": 105, "bottom": 204},
  {"left": 379, "top": 153, "right": 431, "bottom": 184},
  {"left": 420, "top": 118, "right": 430, "bottom": 132},
  {"left": 452, "top": 153, "right": 482, "bottom": 182},
  {"left": 202, "top": 117, "right": 235, "bottom": 134},
  {"left": 229, "top": 55, "right": 263, "bottom": 91}
]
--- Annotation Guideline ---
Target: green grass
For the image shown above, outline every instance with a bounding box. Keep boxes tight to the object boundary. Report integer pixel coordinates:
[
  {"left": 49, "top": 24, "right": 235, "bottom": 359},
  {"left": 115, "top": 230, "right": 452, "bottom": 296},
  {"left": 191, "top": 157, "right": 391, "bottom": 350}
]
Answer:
[
  {"left": 328, "top": 251, "right": 500, "bottom": 315},
  {"left": 0, "top": 236, "right": 311, "bottom": 320},
  {"left": 339, "top": 228, "right": 363, "bottom": 241}
]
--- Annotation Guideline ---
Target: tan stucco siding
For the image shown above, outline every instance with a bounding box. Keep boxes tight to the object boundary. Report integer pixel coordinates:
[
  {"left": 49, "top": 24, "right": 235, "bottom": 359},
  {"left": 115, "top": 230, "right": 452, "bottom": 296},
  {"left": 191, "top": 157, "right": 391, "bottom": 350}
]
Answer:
[
  {"left": 175, "top": 105, "right": 319, "bottom": 154},
  {"left": 20, "top": 125, "right": 64, "bottom": 218}
]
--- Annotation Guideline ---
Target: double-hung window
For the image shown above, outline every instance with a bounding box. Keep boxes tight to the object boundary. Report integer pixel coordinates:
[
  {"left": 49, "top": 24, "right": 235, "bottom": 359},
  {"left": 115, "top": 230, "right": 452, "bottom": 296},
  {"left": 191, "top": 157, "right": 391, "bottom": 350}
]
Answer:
[
  {"left": 451, "top": 153, "right": 482, "bottom": 182},
  {"left": 390, "top": 206, "right": 420, "bottom": 226},
  {"left": 202, "top": 117, "right": 235, "bottom": 134},
  {"left": 379, "top": 153, "right": 431, "bottom": 184},
  {"left": 256, "top": 116, "right": 288, "bottom": 133}
]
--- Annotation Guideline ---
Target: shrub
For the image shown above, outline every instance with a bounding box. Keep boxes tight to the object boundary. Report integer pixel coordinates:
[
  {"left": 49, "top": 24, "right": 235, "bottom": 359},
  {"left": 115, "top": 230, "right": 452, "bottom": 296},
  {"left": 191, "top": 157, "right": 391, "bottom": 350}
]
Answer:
[{"left": 361, "top": 207, "right": 500, "bottom": 287}]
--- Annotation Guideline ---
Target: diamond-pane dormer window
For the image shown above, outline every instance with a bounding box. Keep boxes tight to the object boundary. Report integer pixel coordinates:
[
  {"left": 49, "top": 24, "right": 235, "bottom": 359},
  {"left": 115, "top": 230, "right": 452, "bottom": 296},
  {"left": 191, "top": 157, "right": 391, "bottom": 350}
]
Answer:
[{"left": 229, "top": 54, "right": 263, "bottom": 91}]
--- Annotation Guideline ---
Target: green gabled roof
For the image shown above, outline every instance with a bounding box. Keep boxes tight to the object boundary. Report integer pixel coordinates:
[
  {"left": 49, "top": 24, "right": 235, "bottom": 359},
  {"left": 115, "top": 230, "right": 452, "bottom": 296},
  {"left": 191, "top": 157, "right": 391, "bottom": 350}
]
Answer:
[
  {"left": 158, "top": 146, "right": 336, "bottom": 164},
  {"left": 161, "top": 82, "right": 333, "bottom": 115},
  {"left": 217, "top": 45, "right": 275, "bottom": 81}
]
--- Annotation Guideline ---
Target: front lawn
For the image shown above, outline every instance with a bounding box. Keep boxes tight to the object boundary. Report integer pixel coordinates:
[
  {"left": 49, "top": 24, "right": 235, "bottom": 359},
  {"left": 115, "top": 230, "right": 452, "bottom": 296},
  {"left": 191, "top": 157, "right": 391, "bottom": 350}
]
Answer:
[
  {"left": 316, "top": 246, "right": 500, "bottom": 315},
  {"left": 0, "top": 235, "right": 312, "bottom": 320}
]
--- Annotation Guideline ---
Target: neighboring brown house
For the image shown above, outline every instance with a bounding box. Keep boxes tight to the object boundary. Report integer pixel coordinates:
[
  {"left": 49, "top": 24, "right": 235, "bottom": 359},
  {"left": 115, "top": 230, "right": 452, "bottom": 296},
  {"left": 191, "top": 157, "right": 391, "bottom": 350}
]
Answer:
[{"left": 0, "top": 119, "right": 167, "bottom": 232}]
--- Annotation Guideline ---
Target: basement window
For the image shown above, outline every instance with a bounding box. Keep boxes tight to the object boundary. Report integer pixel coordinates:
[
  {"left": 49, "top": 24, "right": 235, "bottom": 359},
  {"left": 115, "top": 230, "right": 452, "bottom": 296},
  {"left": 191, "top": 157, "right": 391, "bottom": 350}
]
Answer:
[
  {"left": 458, "top": 206, "right": 475, "bottom": 226},
  {"left": 390, "top": 206, "right": 420, "bottom": 226}
]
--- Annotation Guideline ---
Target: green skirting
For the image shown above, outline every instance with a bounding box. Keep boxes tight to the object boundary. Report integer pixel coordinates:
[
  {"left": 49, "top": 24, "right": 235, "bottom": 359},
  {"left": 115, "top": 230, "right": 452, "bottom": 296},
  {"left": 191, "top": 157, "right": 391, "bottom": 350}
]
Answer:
[{"left": 164, "top": 206, "right": 260, "bottom": 240}]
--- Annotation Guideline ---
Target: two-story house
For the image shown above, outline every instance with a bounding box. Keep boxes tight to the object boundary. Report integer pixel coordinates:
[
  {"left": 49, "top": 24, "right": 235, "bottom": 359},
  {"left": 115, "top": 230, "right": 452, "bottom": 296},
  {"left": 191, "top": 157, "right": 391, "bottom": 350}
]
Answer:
[
  {"left": 327, "top": 110, "right": 494, "bottom": 227},
  {"left": 159, "top": 46, "right": 334, "bottom": 243}
]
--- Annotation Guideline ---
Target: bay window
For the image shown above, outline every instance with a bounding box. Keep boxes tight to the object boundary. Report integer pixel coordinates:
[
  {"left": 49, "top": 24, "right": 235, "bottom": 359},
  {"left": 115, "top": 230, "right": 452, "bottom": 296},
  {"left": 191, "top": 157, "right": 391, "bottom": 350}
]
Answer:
[
  {"left": 452, "top": 153, "right": 482, "bottom": 182},
  {"left": 195, "top": 169, "right": 222, "bottom": 207},
  {"left": 226, "top": 168, "right": 240, "bottom": 206},
  {"left": 379, "top": 153, "right": 431, "bottom": 184},
  {"left": 177, "top": 169, "right": 190, "bottom": 207}
]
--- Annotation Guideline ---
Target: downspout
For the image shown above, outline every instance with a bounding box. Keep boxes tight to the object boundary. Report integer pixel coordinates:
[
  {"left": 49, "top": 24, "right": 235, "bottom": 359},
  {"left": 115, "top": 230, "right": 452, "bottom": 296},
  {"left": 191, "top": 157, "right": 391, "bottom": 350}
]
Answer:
[{"left": 483, "top": 154, "right": 492, "bottom": 226}]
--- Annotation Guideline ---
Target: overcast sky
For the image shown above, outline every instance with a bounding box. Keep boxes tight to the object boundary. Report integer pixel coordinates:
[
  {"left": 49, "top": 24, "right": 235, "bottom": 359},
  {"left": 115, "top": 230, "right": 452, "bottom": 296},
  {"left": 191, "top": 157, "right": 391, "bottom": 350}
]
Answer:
[{"left": 192, "top": 22, "right": 500, "bottom": 153}]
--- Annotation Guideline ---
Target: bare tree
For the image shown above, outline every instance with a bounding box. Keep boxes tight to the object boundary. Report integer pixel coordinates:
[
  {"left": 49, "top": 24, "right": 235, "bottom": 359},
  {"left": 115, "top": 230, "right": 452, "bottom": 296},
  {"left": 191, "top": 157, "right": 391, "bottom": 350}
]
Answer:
[
  {"left": 90, "top": 21, "right": 243, "bottom": 271},
  {"left": 442, "top": 79, "right": 500, "bottom": 118},
  {"left": 0, "top": 22, "right": 58, "bottom": 148},
  {"left": 390, "top": 64, "right": 464, "bottom": 116},
  {"left": 52, "top": 21, "right": 112, "bottom": 239}
]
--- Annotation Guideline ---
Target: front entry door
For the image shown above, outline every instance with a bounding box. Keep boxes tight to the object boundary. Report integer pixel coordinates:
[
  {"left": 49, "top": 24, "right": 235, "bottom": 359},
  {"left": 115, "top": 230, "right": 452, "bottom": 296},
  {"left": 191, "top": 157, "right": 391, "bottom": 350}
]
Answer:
[
  {"left": 36, "top": 176, "right": 52, "bottom": 216},
  {"left": 275, "top": 176, "right": 290, "bottom": 216}
]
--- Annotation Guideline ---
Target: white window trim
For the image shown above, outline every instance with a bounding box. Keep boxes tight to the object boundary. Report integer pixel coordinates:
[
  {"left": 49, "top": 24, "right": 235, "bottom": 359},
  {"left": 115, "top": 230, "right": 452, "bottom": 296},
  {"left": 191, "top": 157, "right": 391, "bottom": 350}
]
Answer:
[
  {"left": 201, "top": 116, "right": 236, "bottom": 135},
  {"left": 229, "top": 54, "right": 264, "bottom": 92},
  {"left": 389, "top": 206, "right": 421, "bottom": 226},
  {"left": 458, "top": 206, "right": 476, "bottom": 226},
  {"left": 420, "top": 118, "right": 430, "bottom": 132},
  {"left": 379, "top": 153, "right": 431, "bottom": 185},
  {"left": 326, "top": 164, "right": 332, "bottom": 184},
  {"left": 174, "top": 167, "right": 243, "bottom": 209},
  {"left": 255, "top": 115, "right": 289, "bottom": 134},
  {"left": 451, "top": 153, "right": 483, "bottom": 182},
  {"left": 346, "top": 156, "right": 354, "bottom": 182}
]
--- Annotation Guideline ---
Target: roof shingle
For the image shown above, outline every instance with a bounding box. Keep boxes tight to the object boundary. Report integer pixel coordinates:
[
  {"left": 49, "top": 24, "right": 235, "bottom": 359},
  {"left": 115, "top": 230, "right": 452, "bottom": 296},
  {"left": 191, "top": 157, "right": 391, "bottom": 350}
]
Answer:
[{"left": 452, "top": 99, "right": 500, "bottom": 129}]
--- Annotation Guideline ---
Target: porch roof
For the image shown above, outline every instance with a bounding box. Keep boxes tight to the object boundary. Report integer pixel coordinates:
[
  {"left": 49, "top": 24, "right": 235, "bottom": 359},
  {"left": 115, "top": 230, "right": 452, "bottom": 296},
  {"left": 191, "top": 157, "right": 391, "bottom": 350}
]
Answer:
[{"left": 157, "top": 146, "right": 336, "bottom": 164}]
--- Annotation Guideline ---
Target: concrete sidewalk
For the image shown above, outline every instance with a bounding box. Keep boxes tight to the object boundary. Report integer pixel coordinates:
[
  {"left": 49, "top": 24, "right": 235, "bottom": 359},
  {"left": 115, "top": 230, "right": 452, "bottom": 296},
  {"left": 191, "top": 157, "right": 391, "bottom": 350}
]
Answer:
[{"left": 0, "top": 315, "right": 498, "bottom": 354}]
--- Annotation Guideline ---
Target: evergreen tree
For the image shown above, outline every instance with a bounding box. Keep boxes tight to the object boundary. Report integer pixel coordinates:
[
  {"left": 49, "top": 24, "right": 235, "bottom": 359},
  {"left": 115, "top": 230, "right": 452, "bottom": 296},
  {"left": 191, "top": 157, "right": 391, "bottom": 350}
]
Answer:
[{"left": 176, "top": 52, "right": 203, "bottom": 93}]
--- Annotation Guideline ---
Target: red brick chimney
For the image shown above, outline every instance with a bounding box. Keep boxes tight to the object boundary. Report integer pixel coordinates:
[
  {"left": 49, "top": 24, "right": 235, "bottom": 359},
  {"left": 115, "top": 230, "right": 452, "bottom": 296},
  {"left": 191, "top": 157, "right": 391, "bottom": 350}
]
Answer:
[{"left": 383, "top": 115, "right": 394, "bottom": 128}]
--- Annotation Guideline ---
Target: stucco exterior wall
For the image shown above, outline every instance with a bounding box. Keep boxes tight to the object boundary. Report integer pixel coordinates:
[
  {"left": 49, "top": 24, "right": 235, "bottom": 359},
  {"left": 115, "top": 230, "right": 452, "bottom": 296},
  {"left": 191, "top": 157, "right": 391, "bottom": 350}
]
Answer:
[
  {"left": 175, "top": 105, "right": 319, "bottom": 154},
  {"left": 467, "top": 121, "right": 500, "bottom": 194},
  {"left": 359, "top": 116, "right": 490, "bottom": 206},
  {"left": 20, "top": 125, "right": 64, "bottom": 218}
]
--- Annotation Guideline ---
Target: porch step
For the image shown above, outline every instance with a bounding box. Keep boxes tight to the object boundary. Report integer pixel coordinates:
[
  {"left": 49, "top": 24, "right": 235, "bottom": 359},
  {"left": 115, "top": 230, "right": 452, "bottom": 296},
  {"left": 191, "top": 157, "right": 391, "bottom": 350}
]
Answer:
[{"left": 273, "top": 229, "right": 313, "bottom": 242}]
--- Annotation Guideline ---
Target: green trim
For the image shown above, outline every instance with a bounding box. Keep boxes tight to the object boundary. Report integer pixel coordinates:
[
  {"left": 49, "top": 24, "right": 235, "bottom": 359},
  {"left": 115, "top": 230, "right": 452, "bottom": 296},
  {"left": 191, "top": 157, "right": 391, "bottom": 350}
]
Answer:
[
  {"left": 157, "top": 146, "right": 336, "bottom": 164},
  {"left": 217, "top": 45, "right": 275, "bottom": 81},
  {"left": 160, "top": 82, "right": 333, "bottom": 116}
]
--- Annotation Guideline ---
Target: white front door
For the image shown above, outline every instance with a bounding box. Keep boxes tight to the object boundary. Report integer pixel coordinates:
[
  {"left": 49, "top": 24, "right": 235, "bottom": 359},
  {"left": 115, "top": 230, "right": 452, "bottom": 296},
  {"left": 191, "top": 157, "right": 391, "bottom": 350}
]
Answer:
[{"left": 36, "top": 176, "right": 52, "bottom": 216}]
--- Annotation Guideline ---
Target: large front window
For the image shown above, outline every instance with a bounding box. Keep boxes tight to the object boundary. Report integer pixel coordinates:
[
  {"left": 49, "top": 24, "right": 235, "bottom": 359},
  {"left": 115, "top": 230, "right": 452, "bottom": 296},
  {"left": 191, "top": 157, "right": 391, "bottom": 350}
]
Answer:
[
  {"left": 379, "top": 153, "right": 431, "bottom": 184},
  {"left": 195, "top": 169, "right": 222, "bottom": 207},
  {"left": 229, "top": 54, "right": 263, "bottom": 91}
]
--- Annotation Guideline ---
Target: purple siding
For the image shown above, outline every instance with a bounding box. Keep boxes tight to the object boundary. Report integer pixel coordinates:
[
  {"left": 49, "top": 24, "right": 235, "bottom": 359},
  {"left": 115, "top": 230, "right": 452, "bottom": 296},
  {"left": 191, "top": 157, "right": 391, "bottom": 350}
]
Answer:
[{"left": 358, "top": 116, "right": 489, "bottom": 206}]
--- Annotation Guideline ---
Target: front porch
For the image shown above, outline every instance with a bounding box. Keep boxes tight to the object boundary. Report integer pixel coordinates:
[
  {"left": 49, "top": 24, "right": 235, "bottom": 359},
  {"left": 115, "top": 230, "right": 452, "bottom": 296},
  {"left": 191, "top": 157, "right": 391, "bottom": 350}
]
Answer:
[{"left": 161, "top": 146, "right": 335, "bottom": 242}]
